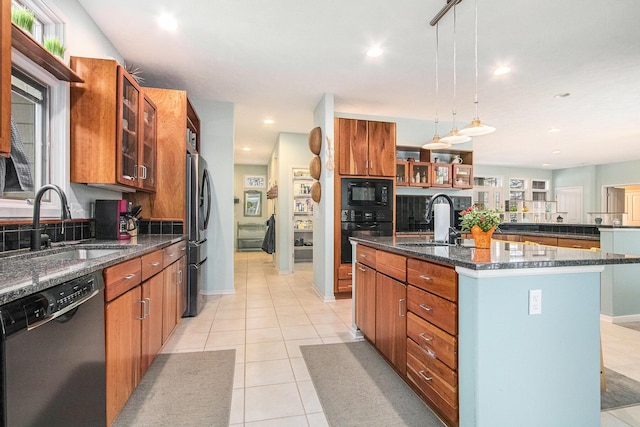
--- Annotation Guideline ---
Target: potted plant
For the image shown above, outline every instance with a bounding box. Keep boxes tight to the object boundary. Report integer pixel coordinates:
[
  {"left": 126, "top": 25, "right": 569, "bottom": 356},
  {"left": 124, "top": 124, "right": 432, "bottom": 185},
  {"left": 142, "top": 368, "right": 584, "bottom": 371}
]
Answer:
[
  {"left": 11, "top": 5, "right": 35, "bottom": 33},
  {"left": 43, "top": 37, "right": 66, "bottom": 59},
  {"left": 459, "top": 205, "right": 502, "bottom": 249}
]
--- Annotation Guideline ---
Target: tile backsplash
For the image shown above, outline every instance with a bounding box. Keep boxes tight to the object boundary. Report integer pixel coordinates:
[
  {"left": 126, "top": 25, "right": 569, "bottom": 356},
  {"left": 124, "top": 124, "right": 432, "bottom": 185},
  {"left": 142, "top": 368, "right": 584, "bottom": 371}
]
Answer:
[{"left": 0, "top": 220, "right": 183, "bottom": 253}]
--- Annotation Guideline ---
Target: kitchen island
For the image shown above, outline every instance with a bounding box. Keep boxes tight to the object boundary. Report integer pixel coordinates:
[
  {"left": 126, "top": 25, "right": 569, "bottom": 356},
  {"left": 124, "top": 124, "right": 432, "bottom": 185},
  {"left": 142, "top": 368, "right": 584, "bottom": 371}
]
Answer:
[{"left": 349, "top": 235, "right": 640, "bottom": 427}]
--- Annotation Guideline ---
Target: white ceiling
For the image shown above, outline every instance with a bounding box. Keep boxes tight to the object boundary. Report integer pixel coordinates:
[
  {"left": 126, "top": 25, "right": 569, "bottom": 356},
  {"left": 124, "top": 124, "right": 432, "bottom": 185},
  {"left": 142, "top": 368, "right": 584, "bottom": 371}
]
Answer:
[{"left": 76, "top": 0, "right": 640, "bottom": 170}]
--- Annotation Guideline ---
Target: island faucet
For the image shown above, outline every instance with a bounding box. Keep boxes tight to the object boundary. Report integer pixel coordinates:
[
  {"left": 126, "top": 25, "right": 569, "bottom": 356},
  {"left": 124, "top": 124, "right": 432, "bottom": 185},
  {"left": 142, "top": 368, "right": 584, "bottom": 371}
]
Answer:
[
  {"left": 425, "top": 193, "right": 460, "bottom": 245},
  {"left": 31, "top": 184, "right": 72, "bottom": 251}
]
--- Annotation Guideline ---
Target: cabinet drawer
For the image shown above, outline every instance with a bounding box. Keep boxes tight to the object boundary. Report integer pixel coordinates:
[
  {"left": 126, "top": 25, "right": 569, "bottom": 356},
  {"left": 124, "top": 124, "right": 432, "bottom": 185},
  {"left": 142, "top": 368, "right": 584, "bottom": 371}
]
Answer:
[
  {"left": 104, "top": 257, "right": 142, "bottom": 302},
  {"left": 338, "top": 264, "right": 353, "bottom": 280},
  {"left": 407, "top": 312, "right": 457, "bottom": 370},
  {"left": 141, "top": 250, "right": 163, "bottom": 281},
  {"left": 407, "top": 285, "right": 457, "bottom": 336},
  {"left": 557, "top": 238, "right": 600, "bottom": 249},
  {"left": 407, "top": 258, "right": 457, "bottom": 302},
  {"left": 337, "top": 279, "right": 353, "bottom": 293},
  {"left": 163, "top": 240, "right": 187, "bottom": 268},
  {"left": 376, "top": 250, "right": 406, "bottom": 282},
  {"left": 523, "top": 236, "right": 558, "bottom": 246},
  {"left": 356, "top": 245, "right": 376, "bottom": 269},
  {"left": 407, "top": 339, "right": 458, "bottom": 423}
]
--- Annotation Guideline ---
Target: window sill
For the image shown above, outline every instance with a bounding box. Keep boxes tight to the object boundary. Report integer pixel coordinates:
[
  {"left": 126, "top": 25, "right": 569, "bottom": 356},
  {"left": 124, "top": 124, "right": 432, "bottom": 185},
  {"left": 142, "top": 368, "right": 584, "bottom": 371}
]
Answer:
[{"left": 11, "top": 23, "right": 83, "bottom": 83}]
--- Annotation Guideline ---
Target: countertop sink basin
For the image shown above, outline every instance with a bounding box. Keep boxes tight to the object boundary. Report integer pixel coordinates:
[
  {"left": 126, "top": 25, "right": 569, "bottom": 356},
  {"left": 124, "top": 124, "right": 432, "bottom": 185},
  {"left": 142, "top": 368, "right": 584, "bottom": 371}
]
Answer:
[
  {"left": 34, "top": 248, "right": 125, "bottom": 262},
  {"left": 397, "top": 241, "right": 451, "bottom": 247}
]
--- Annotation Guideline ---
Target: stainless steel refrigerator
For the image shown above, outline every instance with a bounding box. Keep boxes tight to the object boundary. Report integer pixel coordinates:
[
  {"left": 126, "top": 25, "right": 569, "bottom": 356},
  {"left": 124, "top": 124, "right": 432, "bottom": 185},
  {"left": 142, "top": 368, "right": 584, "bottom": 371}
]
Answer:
[{"left": 185, "top": 153, "right": 211, "bottom": 317}]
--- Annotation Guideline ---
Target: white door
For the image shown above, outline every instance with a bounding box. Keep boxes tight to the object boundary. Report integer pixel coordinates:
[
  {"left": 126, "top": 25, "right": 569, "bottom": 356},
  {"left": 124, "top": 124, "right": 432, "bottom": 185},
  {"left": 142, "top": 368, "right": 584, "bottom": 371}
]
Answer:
[
  {"left": 625, "top": 191, "right": 640, "bottom": 226},
  {"left": 607, "top": 187, "right": 626, "bottom": 214},
  {"left": 555, "top": 187, "right": 583, "bottom": 224}
]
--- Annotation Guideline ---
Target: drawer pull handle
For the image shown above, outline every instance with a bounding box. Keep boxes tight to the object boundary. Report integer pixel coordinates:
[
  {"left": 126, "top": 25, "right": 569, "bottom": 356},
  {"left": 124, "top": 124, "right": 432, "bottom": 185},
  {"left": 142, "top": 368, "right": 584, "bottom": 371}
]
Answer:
[
  {"left": 422, "top": 346, "right": 437, "bottom": 359},
  {"left": 419, "top": 304, "right": 433, "bottom": 312},
  {"left": 419, "top": 275, "right": 433, "bottom": 282},
  {"left": 399, "top": 298, "right": 406, "bottom": 317},
  {"left": 418, "top": 370, "right": 433, "bottom": 381},
  {"left": 150, "top": 262, "right": 161, "bottom": 267},
  {"left": 360, "top": 253, "right": 367, "bottom": 258},
  {"left": 124, "top": 273, "right": 136, "bottom": 280},
  {"left": 347, "top": 272, "right": 353, "bottom": 276},
  {"left": 168, "top": 253, "right": 176, "bottom": 258},
  {"left": 145, "top": 297, "right": 151, "bottom": 318},
  {"left": 572, "top": 245, "right": 582, "bottom": 248},
  {"left": 418, "top": 332, "right": 433, "bottom": 343},
  {"left": 137, "top": 300, "right": 146, "bottom": 320},
  {"left": 358, "top": 266, "right": 366, "bottom": 272}
]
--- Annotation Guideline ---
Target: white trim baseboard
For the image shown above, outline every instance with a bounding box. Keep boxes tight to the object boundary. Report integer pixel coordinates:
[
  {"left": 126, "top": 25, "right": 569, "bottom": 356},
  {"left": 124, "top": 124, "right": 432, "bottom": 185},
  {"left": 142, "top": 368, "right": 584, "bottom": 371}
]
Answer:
[{"left": 600, "top": 313, "right": 640, "bottom": 323}]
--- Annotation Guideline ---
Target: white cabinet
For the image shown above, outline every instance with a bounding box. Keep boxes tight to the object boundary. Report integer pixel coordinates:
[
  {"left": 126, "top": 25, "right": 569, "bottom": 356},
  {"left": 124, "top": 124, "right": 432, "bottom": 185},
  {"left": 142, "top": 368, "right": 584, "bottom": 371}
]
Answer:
[{"left": 293, "top": 169, "right": 313, "bottom": 262}]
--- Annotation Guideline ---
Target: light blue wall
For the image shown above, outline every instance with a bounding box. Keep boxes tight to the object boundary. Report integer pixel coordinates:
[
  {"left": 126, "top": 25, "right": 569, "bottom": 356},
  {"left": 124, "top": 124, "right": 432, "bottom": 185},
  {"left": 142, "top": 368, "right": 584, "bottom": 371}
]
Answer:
[
  {"left": 191, "top": 98, "right": 235, "bottom": 295},
  {"left": 458, "top": 270, "right": 601, "bottom": 427},
  {"left": 595, "top": 159, "right": 640, "bottom": 210},
  {"left": 313, "top": 94, "right": 335, "bottom": 300},
  {"left": 552, "top": 165, "right": 597, "bottom": 222},
  {"left": 599, "top": 229, "right": 640, "bottom": 318}
]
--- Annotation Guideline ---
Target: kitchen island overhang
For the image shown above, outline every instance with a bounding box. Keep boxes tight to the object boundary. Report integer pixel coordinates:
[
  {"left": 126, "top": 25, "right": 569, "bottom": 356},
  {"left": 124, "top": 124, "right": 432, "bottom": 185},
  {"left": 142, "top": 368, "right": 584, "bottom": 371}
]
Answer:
[{"left": 349, "top": 236, "right": 640, "bottom": 427}]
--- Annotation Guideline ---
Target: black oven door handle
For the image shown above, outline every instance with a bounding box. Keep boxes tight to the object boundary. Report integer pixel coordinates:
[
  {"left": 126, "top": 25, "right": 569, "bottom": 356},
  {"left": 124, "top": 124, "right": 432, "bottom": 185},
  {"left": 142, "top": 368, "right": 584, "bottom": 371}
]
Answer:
[{"left": 354, "top": 223, "right": 381, "bottom": 230}]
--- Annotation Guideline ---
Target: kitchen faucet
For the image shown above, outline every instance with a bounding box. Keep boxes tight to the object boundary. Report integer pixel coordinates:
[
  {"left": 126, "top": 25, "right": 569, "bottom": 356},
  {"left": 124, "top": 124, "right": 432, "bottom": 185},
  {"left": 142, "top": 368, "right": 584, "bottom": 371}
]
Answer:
[
  {"left": 425, "top": 193, "right": 460, "bottom": 245},
  {"left": 31, "top": 184, "right": 72, "bottom": 251}
]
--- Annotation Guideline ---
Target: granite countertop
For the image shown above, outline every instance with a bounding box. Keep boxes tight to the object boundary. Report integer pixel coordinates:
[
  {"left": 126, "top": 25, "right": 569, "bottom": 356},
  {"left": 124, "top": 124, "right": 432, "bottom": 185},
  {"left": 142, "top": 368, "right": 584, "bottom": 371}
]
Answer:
[
  {"left": 350, "top": 236, "right": 640, "bottom": 271},
  {"left": 493, "top": 230, "right": 599, "bottom": 241},
  {"left": 0, "top": 235, "right": 186, "bottom": 305}
]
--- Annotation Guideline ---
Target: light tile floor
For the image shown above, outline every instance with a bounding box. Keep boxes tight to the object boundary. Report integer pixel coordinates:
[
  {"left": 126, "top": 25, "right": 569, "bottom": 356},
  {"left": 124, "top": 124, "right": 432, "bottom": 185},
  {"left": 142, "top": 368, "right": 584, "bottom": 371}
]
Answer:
[{"left": 161, "top": 251, "right": 640, "bottom": 426}]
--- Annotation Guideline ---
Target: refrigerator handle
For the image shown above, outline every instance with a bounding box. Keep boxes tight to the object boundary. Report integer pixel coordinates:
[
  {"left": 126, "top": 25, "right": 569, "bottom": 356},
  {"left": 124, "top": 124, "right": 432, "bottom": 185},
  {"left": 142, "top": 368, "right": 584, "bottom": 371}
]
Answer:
[{"left": 202, "top": 168, "right": 212, "bottom": 230}]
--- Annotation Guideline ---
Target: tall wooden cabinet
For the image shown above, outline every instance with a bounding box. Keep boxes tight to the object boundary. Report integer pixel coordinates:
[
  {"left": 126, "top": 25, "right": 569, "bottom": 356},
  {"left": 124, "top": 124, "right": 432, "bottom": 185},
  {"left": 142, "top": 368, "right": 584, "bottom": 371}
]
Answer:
[
  {"left": 337, "top": 118, "right": 396, "bottom": 177},
  {"left": 70, "top": 57, "right": 157, "bottom": 192},
  {"left": 0, "top": 0, "right": 10, "bottom": 156}
]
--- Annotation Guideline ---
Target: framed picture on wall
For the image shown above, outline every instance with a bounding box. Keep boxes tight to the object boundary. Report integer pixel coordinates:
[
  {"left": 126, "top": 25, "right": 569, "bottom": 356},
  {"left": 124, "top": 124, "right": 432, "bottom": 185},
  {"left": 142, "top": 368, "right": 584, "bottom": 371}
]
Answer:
[{"left": 244, "top": 175, "right": 266, "bottom": 188}]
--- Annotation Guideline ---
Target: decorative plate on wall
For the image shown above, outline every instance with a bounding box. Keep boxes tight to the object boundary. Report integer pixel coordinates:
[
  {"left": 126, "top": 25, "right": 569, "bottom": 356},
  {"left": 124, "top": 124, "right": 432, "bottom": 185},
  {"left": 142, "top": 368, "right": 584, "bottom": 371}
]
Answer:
[
  {"left": 311, "top": 181, "right": 321, "bottom": 203},
  {"left": 308, "top": 127, "right": 322, "bottom": 155},
  {"left": 310, "top": 156, "right": 321, "bottom": 180}
]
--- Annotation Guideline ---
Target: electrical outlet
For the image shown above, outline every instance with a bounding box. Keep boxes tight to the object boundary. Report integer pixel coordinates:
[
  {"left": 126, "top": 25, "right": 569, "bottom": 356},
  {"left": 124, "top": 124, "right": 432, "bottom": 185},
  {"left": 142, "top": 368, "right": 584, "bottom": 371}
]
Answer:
[{"left": 529, "top": 289, "right": 542, "bottom": 315}]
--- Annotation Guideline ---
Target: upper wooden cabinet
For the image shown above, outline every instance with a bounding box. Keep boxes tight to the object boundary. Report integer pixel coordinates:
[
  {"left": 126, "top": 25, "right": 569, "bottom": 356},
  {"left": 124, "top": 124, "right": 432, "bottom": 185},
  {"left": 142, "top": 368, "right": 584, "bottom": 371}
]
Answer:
[
  {"left": 0, "top": 1, "right": 11, "bottom": 156},
  {"left": 70, "top": 57, "right": 157, "bottom": 192},
  {"left": 337, "top": 118, "right": 396, "bottom": 177}
]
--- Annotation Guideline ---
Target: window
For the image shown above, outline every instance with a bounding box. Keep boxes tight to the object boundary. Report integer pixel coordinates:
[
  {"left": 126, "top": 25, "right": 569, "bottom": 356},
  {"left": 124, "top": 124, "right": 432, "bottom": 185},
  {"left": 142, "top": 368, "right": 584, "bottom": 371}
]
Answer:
[
  {"left": 532, "top": 180, "right": 549, "bottom": 201},
  {"left": 474, "top": 176, "right": 503, "bottom": 210},
  {"left": 509, "top": 178, "right": 527, "bottom": 201},
  {"left": 4, "top": 67, "right": 48, "bottom": 200}
]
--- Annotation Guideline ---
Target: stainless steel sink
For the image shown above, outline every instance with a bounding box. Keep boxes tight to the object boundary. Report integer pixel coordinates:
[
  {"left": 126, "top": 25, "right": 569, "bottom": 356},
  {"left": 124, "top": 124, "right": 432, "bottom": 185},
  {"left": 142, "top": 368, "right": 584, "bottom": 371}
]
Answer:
[
  {"left": 34, "top": 248, "right": 125, "bottom": 262},
  {"left": 397, "top": 241, "right": 451, "bottom": 247}
]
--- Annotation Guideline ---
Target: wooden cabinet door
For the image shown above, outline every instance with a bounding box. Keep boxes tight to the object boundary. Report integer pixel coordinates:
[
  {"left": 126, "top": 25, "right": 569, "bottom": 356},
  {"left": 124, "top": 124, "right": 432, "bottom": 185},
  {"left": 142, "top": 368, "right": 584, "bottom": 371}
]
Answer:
[
  {"left": 338, "top": 118, "right": 368, "bottom": 176},
  {"left": 355, "top": 262, "right": 376, "bottom": 343},
  {"left": 367, "top": 121, "right": 396, "bottom": 177},
  {"left": 375, "top": 273, "right": 407, "bottom": 375},
  {"left": 163, "top": 261, "right": 178, "bottom": 342},
  {"left": 139, "top": 95, "right": 157, "bottom": 192},
  {"left": 0, "top": 0, "right": 10, "bottom": 155},
  {"left": 117, "top": 68, "right": 141, "bottom": 187},
  {"left": 105, "top": 285, "right": 142, "bottom": 426},
  {"left": 140, "top": 273, "right": 164, "bottom": 378},
  {"left": 176, "top": 255, "right": 187, "bottom": 320}
]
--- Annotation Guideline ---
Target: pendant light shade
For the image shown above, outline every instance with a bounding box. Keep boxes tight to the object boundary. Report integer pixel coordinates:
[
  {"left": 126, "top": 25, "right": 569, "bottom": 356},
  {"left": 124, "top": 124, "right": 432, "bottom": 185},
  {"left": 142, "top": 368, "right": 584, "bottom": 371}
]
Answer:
[
  {"left": 439, "top": 2, "right": 471, "bottom": 145},
  {"left": 423, "top": 23, "right": 452, "bottom": 150},
  {"left": 460, "top": 0, "right": 495, "bottom": 137}
]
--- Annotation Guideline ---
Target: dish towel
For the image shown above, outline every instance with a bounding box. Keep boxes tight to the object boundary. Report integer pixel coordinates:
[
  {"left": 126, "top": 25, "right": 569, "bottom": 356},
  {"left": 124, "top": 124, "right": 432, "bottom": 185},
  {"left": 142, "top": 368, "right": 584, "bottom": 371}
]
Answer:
[{"left": 0, "top": 115, "right": 34, "bottom": 194}]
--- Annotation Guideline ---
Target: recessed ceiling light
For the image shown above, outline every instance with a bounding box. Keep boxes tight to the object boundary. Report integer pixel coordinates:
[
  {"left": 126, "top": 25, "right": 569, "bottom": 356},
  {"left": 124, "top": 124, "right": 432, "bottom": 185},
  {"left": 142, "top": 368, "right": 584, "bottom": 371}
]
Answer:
[
  {"left": 554, "top": 93, "right": 570, "bottom": 98},
  {"left": 542, "top": 163, "right": 551, "bottom": 167},
  {"left": 552, "top": 150, "right": 561, "bottom": 155},
  {"left": 493, "top": 66, "right": 511, "bottom": 76},
  {"left": 242, "top": 147, "right": 251, "bottom": 151},
  {"left": 263, "top": 119, "right": 274, "bottom": 124},
  {"left": 366, "top": 47, "right": 383, "bottom": 58},
  {"left": 157, "top": 14, "right": 178, "bottom": 31},
  {"left": 548, "top": 127, "right": 560, "bottom": 133}
]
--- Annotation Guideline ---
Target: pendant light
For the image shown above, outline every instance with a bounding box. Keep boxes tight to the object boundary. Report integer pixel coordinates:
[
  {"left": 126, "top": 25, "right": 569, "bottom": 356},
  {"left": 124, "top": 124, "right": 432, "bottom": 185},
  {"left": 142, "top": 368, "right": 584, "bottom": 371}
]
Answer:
[
  {"left": 440, "top": 2, "right": 471, "bottom": 145},
  {"left": 460, "top": 0, "right": 495, "bottom": 137},
  {"left": 423, "top": 23, "right": 451, "bottom": 150}
]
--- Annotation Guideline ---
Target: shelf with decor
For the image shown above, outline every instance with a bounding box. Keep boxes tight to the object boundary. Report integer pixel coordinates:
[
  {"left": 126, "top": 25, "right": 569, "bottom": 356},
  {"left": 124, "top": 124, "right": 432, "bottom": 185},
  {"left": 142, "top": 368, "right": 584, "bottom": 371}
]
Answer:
[
  {"left": 396, "top": 145, "right": 473, "bottom": 189},
  {"left": 506, "top": 200, "right": 568, "bottom": 223}
]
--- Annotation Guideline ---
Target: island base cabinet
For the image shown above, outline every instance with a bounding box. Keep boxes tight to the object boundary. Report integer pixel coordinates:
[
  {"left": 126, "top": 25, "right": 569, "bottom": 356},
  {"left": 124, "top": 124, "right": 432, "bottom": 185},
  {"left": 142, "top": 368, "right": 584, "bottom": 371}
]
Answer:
[
  {"left": 407, "top": 339, "right": 458, "bottom": 426},
  {"left": 355, "top": 262, "right": 376, "bottom": 343},
  {"left": 105, "top": 286, "right": 142, "bottom": 426},
  {"left": 375, "top": 273, "right": 407, "bottom": 375},
  {"left": 140, "top": 273, "right": 164, "bottom": 378}
]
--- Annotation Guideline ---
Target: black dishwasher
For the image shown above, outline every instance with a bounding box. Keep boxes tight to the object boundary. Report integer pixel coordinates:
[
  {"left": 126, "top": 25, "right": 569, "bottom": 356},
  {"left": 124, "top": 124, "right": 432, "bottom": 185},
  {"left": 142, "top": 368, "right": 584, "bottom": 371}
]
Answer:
[{"left": 0, "top": 271, "right": 106, "bottom": 427}]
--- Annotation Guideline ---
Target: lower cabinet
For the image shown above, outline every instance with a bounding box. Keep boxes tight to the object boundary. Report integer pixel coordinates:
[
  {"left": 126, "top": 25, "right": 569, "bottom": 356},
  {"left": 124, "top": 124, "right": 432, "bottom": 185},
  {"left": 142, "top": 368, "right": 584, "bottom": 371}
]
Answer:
[
  {"left": 140, "top": 273, "right": 164, "bottom": 377},
  {"left": 162, "top": 254, "right": 186, "bottom": 342},
  {"left": 353, "top": 244, "right": 459, "bottom": 427}
]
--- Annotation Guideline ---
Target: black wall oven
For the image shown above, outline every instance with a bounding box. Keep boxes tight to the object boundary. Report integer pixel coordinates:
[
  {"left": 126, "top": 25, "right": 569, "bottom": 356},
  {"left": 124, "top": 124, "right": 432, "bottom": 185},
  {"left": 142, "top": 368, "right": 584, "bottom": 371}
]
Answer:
[{"left": 341, "top": 178, "right": 394, "bottom": 264}]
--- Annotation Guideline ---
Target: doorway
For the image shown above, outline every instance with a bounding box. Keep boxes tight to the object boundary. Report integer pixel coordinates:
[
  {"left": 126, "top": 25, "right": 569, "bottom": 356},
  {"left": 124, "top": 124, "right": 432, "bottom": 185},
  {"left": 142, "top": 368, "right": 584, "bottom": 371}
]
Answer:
[{"left": 555, "top": 187, "right": 583, "bottom": 224}]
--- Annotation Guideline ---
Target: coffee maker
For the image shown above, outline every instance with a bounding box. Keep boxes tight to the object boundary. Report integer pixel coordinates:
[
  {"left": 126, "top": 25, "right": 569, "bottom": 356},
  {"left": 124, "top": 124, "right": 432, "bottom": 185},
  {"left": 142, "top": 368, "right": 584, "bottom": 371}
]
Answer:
[{"left": 95, "top": 199, "right": 133, "bottom": 240}]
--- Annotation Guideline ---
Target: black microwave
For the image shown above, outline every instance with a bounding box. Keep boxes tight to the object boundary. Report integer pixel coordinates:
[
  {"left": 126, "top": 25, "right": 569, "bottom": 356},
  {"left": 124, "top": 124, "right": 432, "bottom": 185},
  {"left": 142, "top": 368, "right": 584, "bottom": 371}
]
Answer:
[{"left": 341, "top": 178, "right": 393, "bottom": 209}]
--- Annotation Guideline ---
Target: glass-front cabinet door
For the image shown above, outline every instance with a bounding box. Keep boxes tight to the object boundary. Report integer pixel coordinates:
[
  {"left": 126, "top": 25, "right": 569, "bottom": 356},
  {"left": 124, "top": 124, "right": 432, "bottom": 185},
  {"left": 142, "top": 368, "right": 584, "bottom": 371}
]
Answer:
[
  {"left": 117, "top": 70, "right": 140, "bottom": 186},
  {"left": 453, "top": 164, "right": 473, "bottom": 189},
  {"left": 140, "top": 96, "right": 157, "bottom": 192}
]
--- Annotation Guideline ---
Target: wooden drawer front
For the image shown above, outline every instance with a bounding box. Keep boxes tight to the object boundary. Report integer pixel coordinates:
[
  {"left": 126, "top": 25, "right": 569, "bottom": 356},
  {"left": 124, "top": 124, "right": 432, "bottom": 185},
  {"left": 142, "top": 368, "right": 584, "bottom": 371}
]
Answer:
[
  {"left": 163, "top": 241, "right": 187, "bottom": 268},
  {"left": 493, "top": 233, "right": 521, "bottom": 242},
  {"left": 337, "top": 279, "right": 353, "bottom": 293},
  {"left": 338, "top": 264, "right": 353, "bottom": 280},
  {"left": 356, "top": 245, "right": 376, "bottom": 269},
  {"left": 557, "top": 238, "right": 600, "bottom": 249},
  {"left": 376, "top": 250, "right": 406, "bottom": 282},
  {"left": 104, "top": 257, "right": 142, "bottom": 302},
  {"left": 407, "top": 312, "right": 457, "bottom": 370},
  {"left": 407, "top": 339, "right": 458, "bottom": 423},
  {"left": 141, "top": 250, "right": 163, "bottom": 281},
  {"left": 407, "top": 258, "right": 457, "bottom": 302},
  {"left": 407, "top": 285, "right": 457, "bottom": 336},
  {"left": 523, "top": 235, "right": 558, "bottom": 246}
]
